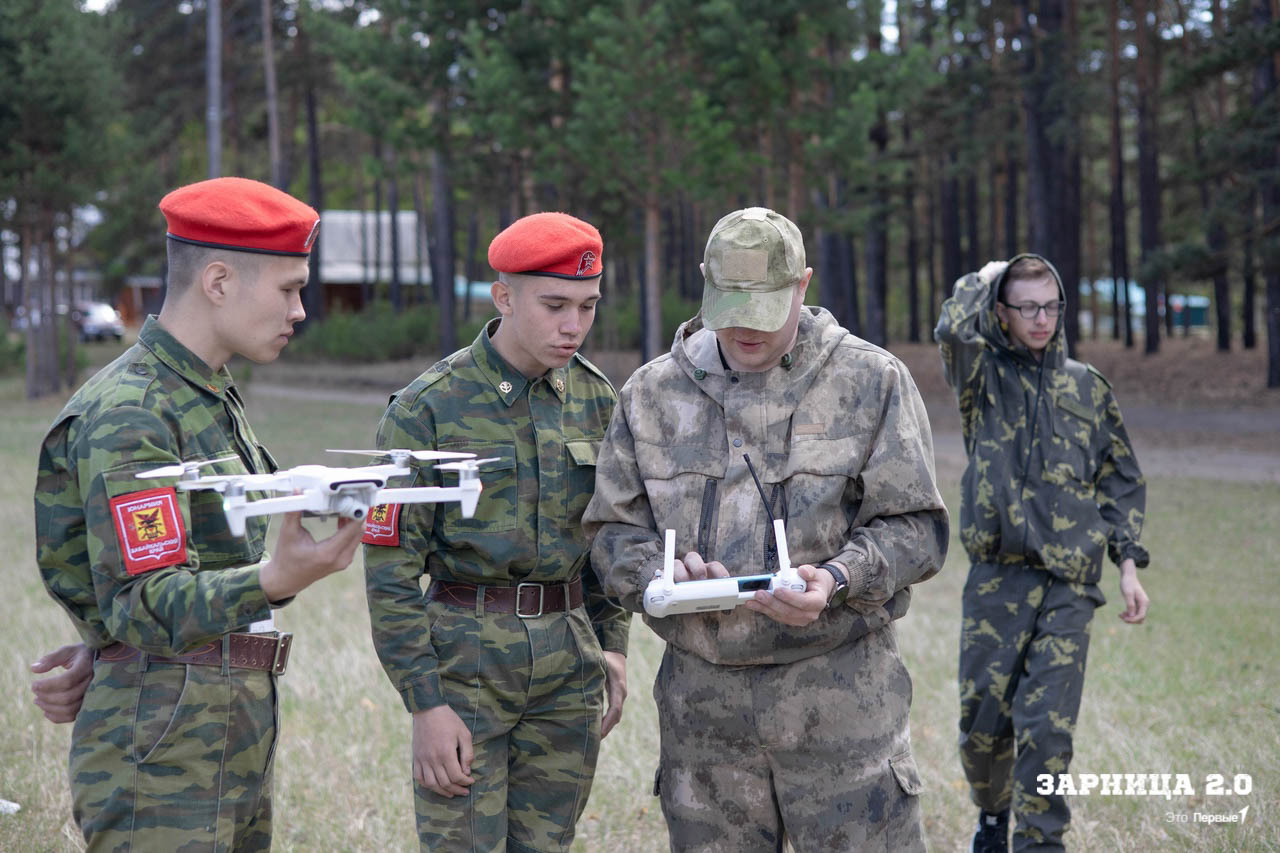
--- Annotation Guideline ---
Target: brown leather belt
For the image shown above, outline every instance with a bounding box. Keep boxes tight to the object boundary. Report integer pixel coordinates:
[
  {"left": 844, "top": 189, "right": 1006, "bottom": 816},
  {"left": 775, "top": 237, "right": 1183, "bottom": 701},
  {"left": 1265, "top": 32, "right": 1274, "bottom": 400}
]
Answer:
[
  {"left": 95, "top": 632, "right": 293, "bottom": 676},
  {"left": 428, "top": 579, "right": 583, "bottom": 618}
]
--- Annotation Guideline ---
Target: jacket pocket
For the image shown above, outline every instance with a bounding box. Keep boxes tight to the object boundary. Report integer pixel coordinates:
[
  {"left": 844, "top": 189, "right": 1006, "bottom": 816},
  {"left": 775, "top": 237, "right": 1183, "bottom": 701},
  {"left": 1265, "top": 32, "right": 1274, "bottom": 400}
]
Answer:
[
  {"left": 1045, "top": 409, "right": 1094, "bottom": 491},
  {"left": 564, "top": 438, "right": 600, "bottom": 527},
  {"left": 635, "top": 442, "right": 725, "bottom": 555},
  {"left": 440, "top": 443, "right": 518, "bottom": 534},
  {"left": 777, "top": 435, "right": 865, "bottom": 551}
]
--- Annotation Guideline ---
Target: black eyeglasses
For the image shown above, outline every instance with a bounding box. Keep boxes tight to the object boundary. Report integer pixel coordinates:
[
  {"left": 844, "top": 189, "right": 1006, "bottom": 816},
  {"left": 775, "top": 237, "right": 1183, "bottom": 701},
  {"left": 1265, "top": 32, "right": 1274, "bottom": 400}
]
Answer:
[{"left": 1000, "top": 300, "right": 1065, "bottom": 320}]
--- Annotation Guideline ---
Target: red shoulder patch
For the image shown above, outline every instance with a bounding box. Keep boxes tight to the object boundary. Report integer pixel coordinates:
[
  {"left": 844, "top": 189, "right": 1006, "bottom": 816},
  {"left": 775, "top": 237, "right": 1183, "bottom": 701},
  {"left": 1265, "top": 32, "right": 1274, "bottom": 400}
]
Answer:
[
  {"left": 109, "top": 487, "right": 187, "bottom": 576},
  {"left": 362, "top": 503, "right": 401, "bottom": 546}
]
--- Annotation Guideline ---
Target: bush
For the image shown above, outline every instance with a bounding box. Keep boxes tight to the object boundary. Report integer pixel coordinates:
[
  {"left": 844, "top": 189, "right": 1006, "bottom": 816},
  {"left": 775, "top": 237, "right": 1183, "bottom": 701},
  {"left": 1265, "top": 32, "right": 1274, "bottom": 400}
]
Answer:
[
  {"left": 0, "top": 333, "right": 23, "bottom": 376},
  {"left": 0, "top": 328, "right": 88, "bottom": 377},
  {"left": 608, "top": 288, "right": 701, "bottom": 352},
  {"left": 661, "top": 289, "right": 701, "bottom": 344},
  {"left": 288, "top": 302, "right": 440, "bottom": 362}
]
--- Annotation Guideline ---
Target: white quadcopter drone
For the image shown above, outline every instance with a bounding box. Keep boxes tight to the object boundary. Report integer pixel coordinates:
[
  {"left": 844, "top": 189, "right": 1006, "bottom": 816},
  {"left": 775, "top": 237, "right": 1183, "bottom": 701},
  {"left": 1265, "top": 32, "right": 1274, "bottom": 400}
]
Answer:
[{"left": 136, "top": 449, "right": 496, "bottom": 537}]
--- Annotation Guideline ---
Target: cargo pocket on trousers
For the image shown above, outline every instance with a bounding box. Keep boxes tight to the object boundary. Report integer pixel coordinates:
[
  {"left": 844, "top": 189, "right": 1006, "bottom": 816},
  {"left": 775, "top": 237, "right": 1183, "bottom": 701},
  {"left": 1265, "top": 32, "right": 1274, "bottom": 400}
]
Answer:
[
  {"left": 131, "top": 662, "right": 192, "bottom": 765},
  {"left": 889, "top": 751, "right": 923, "bottom": 796}
]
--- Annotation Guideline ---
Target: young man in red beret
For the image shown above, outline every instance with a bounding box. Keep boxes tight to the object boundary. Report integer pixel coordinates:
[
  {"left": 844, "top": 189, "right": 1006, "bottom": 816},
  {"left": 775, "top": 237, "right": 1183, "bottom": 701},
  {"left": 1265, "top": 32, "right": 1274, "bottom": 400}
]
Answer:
[
  {"left": 363, "top": 212, "right": 630, "bottom": 851},
  {"left": 31, "top": 177, "right": 364, "bottom": 851}
]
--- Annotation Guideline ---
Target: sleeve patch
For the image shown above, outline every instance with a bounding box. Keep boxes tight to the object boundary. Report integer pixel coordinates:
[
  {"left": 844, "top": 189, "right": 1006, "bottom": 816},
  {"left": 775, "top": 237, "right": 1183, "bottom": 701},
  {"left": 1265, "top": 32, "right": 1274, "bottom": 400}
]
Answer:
[
  {"left": 109, "top": 487, "right": 187, "bottom": 575},
  {"left": 362, "top": 503, "right": 402, "bottom": 546}
]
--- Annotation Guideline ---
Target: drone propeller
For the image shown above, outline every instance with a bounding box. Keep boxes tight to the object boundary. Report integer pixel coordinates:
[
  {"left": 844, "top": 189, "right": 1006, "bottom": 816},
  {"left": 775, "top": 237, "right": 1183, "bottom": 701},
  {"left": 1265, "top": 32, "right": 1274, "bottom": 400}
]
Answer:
[
  {"left": 185, "top": 472, "right": 290, "bottom": 489},
  {"left": 135, "top": 455, "right": 241, "bottom": 481},
  {"left": 434, "top": 457, "right": 502, "bottom": 472},
  {"left": 326, "top": 448, "right": 476, "bottom": 462}
]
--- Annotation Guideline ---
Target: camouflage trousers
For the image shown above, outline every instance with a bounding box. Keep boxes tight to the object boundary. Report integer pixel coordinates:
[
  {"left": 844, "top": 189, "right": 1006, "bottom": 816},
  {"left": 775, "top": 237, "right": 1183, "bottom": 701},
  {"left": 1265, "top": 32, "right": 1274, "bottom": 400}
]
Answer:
[
  {"left": 414, "top": 598, "right": 606, "bottom": 852},
  {"left": 69, "top": 655, "right": 278, "bottom": 853},
  {"left": 958, "top": 562, "right": 1103, "bottom": 852},
  {"left": 652, "top": 625, "right": 925, "bottom": 853}
]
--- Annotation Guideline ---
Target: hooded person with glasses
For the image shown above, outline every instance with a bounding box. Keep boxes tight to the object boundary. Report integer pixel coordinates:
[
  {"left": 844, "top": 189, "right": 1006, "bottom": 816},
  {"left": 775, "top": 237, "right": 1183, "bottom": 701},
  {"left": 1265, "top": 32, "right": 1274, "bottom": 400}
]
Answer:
[{"left": 936, "top": 254, "right": 1151, "bottom": 853}]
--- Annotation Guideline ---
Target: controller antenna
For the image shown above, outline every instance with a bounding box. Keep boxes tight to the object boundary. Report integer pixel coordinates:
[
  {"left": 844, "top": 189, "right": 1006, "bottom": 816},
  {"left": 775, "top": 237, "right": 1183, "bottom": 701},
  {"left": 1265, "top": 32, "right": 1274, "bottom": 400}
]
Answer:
[
  {"left": 742, "top": 454, "right": 774, "bottom": 523},
  {"left": 744, "top": 454, "right": 791, "bottom": 572}
]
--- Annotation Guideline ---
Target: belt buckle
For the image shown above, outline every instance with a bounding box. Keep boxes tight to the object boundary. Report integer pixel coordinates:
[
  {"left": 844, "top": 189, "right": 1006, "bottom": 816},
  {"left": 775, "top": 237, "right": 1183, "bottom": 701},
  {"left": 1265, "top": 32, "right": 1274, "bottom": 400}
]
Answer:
[
  {"left": 515, "top": 583, "right": 544, "bottom": 619},
  {"left": 271, "top": 632, "right": 294, "bottom": 675}
]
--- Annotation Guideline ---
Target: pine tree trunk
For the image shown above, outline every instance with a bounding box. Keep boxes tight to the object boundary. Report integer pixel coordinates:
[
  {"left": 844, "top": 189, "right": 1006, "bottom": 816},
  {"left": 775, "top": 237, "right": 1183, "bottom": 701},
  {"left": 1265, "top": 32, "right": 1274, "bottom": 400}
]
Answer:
[
  {"left": 302, "top": 38, "right": 325, "bottom": 327},
  {"left": 412, "top": 166, "right": 426, "bottom": 307},
  {"left": 928, "top": 161, "right": 940, "bottom": 333},
  {"left": 206, "top": 0, "right": 221, "bottom": 177},
  {"left": 357, "top": 166, "right": 370, "bottom": 307},
  {"left": 1108, "top": 0, "right": 1128, "bottom": 344},
  {"left": 59, "top": 215, "right": 77, "bottom": 390},
  {"left": 843, "top": 232, "right": 861, "bottom": 337},
  {"left": 941, "top": 156, "right": 962, "bottom": 288},
  {"left": 261, "top": 0, "right": 282, "bottom": 188},
  {"left": 1004, "top": 146, "right": 1019, "bottom": 258},
  {"left": 1253, "top": 0, "right": 1280, "bottom": 385},
  {"left": 431, "top": 147, "right": 457, "bottom": 357},
  {"left": 965, "top": 173, "right": 979, "bottom": 273},
  {"left": 906, "top": 140, "right": 921, "bottom": 344},
  {"left": 1243, "top": 193, "right": 1257, "bottom": 349},
  {"left": 988, "top": 161, "right": 1000, "bottom": 263},
  {"left": 464, "top": 209, "right": 479, "bottom": 320},
  {"left": 1135, "top": 0, "right": 1162, "bottom": 354},
  {"left": 373, "top": 142, "right": 384, "bottom": 296},
  {"left": 643, "top": 180, "right": 662, "bottom": 362},
  {"left": 22, "top": 221, "right": 37, "bottom": 398},
  {"left": 388, "top": 148, "right": 402, "bottom": 312},
  {"left": 866, "top": 108, "right": 889, "bottom": 348},
  {"left": 1020, "top": 0, "right": 1053, "bottom": 258}
]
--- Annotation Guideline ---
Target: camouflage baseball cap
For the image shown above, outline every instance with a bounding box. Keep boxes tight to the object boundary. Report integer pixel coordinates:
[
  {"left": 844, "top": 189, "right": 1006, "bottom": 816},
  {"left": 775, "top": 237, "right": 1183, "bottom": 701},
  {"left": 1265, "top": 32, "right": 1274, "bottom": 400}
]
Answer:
[{"left": 701, "top": 207, "right": 806, "bottom": 332}]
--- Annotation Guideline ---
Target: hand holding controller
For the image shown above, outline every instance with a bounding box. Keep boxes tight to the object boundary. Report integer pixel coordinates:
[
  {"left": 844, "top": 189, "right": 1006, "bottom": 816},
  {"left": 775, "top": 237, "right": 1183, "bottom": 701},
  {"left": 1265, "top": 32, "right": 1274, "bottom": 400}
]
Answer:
[{"left": 643, "top": 521, "right": 806, "bottom": 618}]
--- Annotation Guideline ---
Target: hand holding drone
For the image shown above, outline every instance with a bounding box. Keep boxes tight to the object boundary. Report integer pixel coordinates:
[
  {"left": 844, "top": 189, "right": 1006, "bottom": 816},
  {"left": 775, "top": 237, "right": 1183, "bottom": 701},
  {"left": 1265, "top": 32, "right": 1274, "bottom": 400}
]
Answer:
[{"left": 136, "top": 449, "right": 497, "bottom": 537}]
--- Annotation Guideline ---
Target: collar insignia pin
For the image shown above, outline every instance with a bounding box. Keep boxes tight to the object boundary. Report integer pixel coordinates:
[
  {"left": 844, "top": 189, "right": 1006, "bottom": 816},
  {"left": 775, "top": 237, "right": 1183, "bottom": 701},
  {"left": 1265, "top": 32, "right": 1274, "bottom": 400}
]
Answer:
[
  {"left": 499, "top": 381, "right": 513, "bottom": 394},
  {"left": 555, "top": 378, "right": 565, "bottom": 393}
]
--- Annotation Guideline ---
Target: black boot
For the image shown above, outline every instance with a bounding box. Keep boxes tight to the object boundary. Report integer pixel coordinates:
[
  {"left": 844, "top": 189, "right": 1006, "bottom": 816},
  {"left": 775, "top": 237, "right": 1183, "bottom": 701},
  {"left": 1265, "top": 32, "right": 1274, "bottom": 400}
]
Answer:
[{"left": 970, "top": 809, "right": 1009, "bottom": 853}]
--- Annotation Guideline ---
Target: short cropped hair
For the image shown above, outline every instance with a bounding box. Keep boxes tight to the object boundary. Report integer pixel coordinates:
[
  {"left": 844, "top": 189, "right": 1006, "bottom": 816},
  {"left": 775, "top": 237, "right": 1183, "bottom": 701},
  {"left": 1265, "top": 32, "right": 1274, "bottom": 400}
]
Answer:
[
  {"left": 1000, "top": 256, "right": 1055, "bottom": 302},
  {"left": 165, "top": 238, "right": 261, "bottom": 293}
]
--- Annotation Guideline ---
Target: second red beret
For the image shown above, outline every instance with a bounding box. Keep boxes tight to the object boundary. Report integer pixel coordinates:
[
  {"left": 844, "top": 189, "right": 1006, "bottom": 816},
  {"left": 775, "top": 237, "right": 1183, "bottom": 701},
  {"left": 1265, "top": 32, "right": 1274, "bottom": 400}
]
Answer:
[{"left": 488, "top": 212, "right": 603, "bottom": 279}]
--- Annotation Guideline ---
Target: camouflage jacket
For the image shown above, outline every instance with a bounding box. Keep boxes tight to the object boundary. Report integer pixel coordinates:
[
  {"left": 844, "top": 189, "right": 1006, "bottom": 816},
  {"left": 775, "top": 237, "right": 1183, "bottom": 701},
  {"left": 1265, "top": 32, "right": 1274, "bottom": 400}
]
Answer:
[
  {"left": 583, "top": 307, "right": 948, "bottom": 667},
  {"left": 935, "top": 254, "right": 1150, "bottom": 584},
  {"left": 34, "top": 316, "right": 279, "bottom": 655},
  {"left": 363, "top": 319, "right": 630, "bottom": 713}
]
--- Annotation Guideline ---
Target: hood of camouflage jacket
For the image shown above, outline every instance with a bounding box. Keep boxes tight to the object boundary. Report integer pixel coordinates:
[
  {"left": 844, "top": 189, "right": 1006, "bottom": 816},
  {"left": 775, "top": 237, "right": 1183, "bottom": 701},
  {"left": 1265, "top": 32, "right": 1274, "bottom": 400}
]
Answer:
[
  {"left": 670, "top": 305, "right": 847, "bottom": 412},
  {"left": 978, "top": 252, "right": 1069, "bottom": 370}
]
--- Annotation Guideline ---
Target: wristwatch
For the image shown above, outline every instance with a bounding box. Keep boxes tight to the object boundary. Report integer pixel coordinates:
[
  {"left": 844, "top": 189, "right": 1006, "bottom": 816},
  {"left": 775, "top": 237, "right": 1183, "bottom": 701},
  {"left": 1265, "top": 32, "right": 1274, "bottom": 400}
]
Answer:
[{"left": 817, "top": 563, "right": 849, "bottom": 608}]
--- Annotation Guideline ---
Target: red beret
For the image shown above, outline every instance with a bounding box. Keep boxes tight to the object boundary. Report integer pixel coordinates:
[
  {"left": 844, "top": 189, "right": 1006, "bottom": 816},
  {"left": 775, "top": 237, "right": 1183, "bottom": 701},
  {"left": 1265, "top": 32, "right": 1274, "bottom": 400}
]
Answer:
[
  {"left": 488, "top": 212, "right": 603, "bottom": 279},
  {"left": 159, "top": 177, "right": 320, "bottom": 257}
]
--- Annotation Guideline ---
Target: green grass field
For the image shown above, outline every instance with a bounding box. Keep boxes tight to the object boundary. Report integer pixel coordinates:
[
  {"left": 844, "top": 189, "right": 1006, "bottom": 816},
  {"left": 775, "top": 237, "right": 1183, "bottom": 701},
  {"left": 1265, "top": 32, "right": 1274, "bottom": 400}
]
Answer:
[{"left": 2, "top": 357, "right": 1277, "bottom": 852}]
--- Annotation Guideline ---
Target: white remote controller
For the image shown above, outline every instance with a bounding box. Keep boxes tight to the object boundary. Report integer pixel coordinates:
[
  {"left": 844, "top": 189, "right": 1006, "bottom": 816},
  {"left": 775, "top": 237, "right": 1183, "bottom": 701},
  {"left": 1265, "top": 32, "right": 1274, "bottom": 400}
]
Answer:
[{"left": 643, "top": 519, "right": 807, "bottom": 617}]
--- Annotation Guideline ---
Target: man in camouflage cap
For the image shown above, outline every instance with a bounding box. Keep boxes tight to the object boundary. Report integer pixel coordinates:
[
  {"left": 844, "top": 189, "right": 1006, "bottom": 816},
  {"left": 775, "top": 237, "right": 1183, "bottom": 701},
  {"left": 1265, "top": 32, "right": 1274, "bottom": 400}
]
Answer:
[
  {"left": 32, "top": 176, "right": 365, "bottom": 850},
  {"left": 584, "top": 207, "right": 947, "bottom": 851},
  {"left": 935, "top": 255, "right": 1150, "bottom": 853},
  {"left": 362, "top": 211, "right": 630, "bottom": 852}
]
